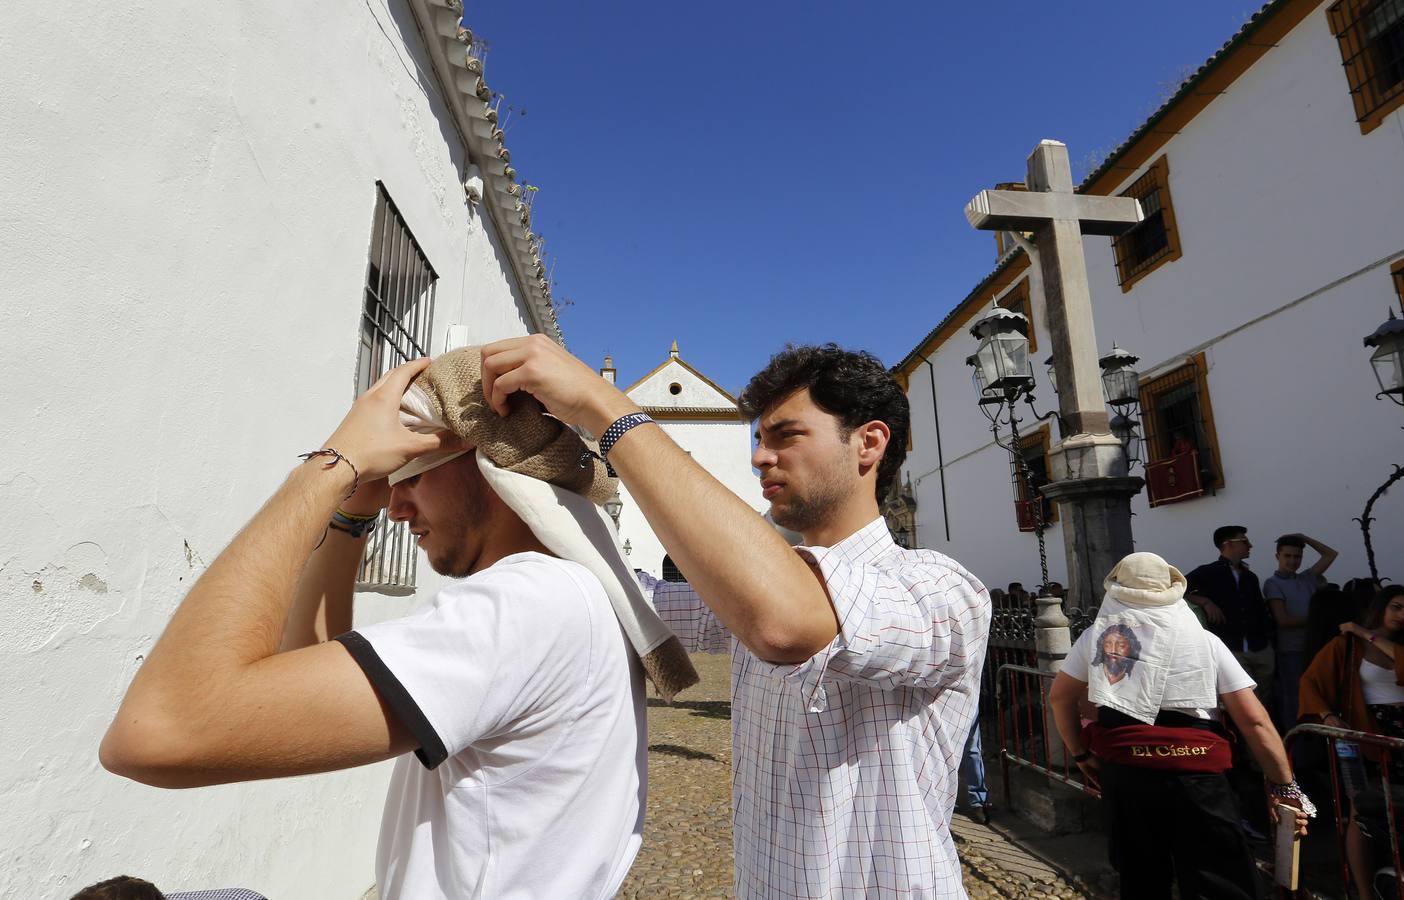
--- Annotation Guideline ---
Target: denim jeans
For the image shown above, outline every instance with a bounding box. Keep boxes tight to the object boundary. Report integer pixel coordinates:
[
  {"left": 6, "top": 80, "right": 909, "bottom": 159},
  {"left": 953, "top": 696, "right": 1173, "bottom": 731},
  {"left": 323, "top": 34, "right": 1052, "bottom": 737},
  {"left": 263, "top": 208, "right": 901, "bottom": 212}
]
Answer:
[{"left": 962, "top": 719, "right": 989, "bottom": 809}]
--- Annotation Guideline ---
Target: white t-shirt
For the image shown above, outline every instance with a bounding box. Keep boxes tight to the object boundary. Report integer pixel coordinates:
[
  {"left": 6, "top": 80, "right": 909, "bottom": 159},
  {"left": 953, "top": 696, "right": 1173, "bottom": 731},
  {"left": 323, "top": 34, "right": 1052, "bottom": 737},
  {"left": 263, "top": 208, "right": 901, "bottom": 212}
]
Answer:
[
  {"left": 336, "top": 552, "right": 646, "bottom": 900},
  {"left": 1063, "top": 627, "right": 1255, "bottom": 719}
]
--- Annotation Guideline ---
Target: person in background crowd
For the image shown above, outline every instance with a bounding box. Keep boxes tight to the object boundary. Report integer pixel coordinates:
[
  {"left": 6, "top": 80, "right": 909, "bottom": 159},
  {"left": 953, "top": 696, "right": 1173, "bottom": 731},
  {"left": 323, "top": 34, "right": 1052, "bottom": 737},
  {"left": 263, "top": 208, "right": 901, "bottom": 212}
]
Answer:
[
  {"left": 1186, "top": 526, "right": 1275, "bottom": 705},
  {"left": 1303, "top": 586, "right": 1358, "bottom": 669},
  {"left": 1049, "top": 552, "right": 1310, "bottom": 900},
  {"left": 960, "top": 714, "right": 992, "bottom": 825},
  {"left": 1263, "top": 533, "right": 1338, "bottom": 728},
  {"left": 1299, "top": 585, "right": 1404, "bottom": 900}
]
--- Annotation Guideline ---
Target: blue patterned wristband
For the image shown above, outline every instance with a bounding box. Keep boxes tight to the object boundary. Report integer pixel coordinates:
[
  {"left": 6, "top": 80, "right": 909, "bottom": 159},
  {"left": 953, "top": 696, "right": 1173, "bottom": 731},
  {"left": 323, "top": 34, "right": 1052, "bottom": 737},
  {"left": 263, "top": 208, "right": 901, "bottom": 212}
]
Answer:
[
  {"left": 599, "top": 412, "right": 654, "bottom": 477},
  {"left": 330, "top": 508, "right": 379, "bottom": 539}
]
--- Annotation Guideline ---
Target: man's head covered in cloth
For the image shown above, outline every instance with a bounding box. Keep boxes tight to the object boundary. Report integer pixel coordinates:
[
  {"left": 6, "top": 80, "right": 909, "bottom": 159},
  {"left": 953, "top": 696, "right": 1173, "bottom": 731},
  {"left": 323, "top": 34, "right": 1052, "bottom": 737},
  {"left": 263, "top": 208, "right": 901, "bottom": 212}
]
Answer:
[{"left": 389, "top": 346, "right": 698, "bottom": 699}]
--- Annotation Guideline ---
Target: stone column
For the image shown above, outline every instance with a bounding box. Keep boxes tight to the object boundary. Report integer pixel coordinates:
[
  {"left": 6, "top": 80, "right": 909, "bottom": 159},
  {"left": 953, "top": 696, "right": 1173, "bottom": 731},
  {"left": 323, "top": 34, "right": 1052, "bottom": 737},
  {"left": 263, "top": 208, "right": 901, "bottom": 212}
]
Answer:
[
  {"left": 1034, "top": 593, "right": 1071, "bottom": 769},
  {"left": 1040, "top": 475, "right": 1143, "bottom": 611}
]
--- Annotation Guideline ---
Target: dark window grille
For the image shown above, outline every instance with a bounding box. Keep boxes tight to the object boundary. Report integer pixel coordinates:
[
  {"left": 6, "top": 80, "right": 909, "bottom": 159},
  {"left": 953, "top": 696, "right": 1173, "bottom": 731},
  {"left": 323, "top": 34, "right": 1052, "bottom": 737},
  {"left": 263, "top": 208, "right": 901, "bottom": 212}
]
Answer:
[
  {"left": 1111, "top": 161, "right": 1177, "bottom": 288},
  {"left": 661, "top": 555, "right": 685, "bottom": 583},
  {"left": 1012, "top": 428, "right": 1056, "bottom": 530},
  {"left": 356, "top": 183, "right": 437, "bottom": 593},
  {"left": 1138, "top": 357, "right": 1222, "bottom": 503},
  {"left": 1393, "top": 259, "right": 1404, "bottom": 311},
  {"left": 1329, "top": 0, "right": 1404, "bottom": 129}
]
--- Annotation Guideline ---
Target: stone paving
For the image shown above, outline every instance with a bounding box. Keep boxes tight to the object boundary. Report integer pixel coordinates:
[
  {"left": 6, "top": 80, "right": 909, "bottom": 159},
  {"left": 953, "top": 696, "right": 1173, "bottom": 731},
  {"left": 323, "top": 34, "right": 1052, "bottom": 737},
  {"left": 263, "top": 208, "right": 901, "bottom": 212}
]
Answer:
[{"left": 618, "top": 651, "right": 1100, "bottom": 898}]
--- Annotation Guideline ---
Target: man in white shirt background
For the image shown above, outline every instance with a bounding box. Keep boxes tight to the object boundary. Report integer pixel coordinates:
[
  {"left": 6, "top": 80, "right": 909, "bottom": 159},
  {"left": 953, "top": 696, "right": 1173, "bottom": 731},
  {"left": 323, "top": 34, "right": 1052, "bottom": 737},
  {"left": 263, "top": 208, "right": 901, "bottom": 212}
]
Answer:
[{"left": 481, "top": 337, "right": 991, "bottom": 898}]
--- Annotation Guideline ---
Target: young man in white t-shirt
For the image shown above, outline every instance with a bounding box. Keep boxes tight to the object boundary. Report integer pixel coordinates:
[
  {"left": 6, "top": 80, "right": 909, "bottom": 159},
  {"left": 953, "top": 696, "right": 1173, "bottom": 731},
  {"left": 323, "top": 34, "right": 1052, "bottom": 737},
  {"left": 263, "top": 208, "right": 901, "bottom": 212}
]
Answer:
[{"left": 100, "top": 360, "right": 645, "bottom": 899}]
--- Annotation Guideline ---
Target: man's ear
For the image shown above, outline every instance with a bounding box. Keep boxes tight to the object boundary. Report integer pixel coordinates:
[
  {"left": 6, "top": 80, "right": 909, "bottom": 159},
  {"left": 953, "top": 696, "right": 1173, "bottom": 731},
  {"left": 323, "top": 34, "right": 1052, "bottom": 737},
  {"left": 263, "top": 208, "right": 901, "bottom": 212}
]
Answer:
[{"left": 855, "top": 420, "right": 891, "bottom": 468}]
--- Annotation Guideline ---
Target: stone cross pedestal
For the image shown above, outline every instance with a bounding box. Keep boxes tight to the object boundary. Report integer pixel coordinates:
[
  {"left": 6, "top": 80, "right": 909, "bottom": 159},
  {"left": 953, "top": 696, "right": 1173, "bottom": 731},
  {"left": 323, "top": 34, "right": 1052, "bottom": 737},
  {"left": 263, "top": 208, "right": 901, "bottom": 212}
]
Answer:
[{"left": 965, "top": 140, "right": 1146, "bottom": 609}]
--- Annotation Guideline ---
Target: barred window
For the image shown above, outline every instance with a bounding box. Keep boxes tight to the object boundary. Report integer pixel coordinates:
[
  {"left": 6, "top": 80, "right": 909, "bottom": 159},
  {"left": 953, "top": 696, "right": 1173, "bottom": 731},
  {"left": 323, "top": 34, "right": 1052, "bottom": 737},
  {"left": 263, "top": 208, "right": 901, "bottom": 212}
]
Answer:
[
  {"left": 1139, "top": 353, "right": 1223, "bottom": 507},
  {"left": 997, "top": 278, "right": 1037, "bottom": 353},
  {"left": 1111, "top": 157, "right": 1182, "bottom": 291},
  {"left": 1329, "top": 0, "right": 1404, "bottom": 135},
  {"left": 1393, "top": 257, "right": 1404, "bottom": 311},
  {"left": 1013, "top": 425, "right": 1056, "bottom": 531},
  {"left": 661, "top": 555, "right": 685, "bottom": 583},
  {"left": 357, "top": 183, "right": 437, "bottom": 593}
]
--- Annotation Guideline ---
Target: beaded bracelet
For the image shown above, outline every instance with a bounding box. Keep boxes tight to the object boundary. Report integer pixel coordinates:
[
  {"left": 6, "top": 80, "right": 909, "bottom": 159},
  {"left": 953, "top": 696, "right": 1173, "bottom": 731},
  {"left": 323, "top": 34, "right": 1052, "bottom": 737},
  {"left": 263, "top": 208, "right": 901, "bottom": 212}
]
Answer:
[{"left": 1267, "top": 779, "right": 1317, "bottom": 818}]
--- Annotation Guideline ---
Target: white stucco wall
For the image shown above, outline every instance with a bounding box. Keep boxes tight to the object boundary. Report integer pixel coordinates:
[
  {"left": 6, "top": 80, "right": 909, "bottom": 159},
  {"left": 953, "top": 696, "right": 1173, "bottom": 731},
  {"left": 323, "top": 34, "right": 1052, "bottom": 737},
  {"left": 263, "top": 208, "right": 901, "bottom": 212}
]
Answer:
[
  {"left": 902, "top": 5, "right": 1404, "bottom": 599},
  {"left": 616, "top": 419, "right": 767, "bottom": 578},
  {"left": 1, "top": 3, "right": 540, "bottom": 896}
]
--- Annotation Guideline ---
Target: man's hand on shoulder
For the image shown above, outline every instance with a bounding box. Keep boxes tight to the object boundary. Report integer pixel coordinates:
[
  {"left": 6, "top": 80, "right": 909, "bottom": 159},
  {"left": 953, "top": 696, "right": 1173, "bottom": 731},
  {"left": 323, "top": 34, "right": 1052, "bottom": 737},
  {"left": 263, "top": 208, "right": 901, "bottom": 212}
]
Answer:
[
  {"left": 480, "top": 335, "right": 637, "bottom": 436},
  {"left": 323, "top": 357, "right": 464, "bottom": 480}
]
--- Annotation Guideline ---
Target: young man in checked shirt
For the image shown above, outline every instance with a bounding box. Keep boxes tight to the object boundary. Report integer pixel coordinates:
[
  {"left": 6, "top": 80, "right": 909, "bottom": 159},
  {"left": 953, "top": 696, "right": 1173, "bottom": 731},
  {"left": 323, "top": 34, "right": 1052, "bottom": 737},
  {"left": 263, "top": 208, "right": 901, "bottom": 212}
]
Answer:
[{"left": 482, "top": 338, "right": 992, "bottom": 898}]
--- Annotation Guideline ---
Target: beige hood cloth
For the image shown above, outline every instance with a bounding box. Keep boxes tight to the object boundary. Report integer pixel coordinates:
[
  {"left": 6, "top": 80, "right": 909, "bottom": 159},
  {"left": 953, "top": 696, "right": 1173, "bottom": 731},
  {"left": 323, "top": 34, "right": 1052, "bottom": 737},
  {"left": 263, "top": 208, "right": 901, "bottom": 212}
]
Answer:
[
  {"left": 387, "top": 347, "right": 698, "bottom": 701},
  {"left": 1086, "top": 551, "right": 1217, "bottom": 724}
]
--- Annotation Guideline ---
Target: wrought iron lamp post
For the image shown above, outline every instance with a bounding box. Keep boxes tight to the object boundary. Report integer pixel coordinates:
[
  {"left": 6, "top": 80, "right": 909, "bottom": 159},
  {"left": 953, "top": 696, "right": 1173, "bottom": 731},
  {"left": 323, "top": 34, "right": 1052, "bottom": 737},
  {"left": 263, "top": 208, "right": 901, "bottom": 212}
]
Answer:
[
  {"left": 1356, "top": 310, "right": 1404, "bottom": 580},
  {"left": 967, "top": 308, "right": 1061, "bottom": 590},
  {"left": 603, "top": 491, "right": 623, "bottom": 528},
  {"left": 1099, "top": 345, "right": 1143, "bottom": 471}
]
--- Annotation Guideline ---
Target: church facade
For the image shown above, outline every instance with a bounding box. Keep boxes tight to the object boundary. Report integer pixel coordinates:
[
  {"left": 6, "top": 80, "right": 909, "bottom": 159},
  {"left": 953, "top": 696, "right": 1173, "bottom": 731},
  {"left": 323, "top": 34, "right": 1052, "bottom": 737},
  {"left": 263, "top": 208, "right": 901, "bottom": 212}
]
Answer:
[
  {"left": 602, "top": 343, "right": 768, "bottom": 578},
  {"left": 2, "top": 2, "right": 561, "bottom": 895},
  {"left": 895, "top": 0, "right": 1404, "bottom": 605}
]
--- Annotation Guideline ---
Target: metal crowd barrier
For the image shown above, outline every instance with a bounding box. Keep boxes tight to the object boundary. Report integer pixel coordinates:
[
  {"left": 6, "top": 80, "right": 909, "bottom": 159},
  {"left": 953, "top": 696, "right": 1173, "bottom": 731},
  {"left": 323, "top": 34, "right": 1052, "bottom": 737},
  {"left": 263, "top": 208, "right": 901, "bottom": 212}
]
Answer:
[
  {"left": 1281, "top": 723, "right": 1404, "bottom": 900},
  {"left": 993, "top": 663, "right": 1100, "bottom": 804},
  {"left": 988, "top": 664, "right": 1404, "bottom": 899}
]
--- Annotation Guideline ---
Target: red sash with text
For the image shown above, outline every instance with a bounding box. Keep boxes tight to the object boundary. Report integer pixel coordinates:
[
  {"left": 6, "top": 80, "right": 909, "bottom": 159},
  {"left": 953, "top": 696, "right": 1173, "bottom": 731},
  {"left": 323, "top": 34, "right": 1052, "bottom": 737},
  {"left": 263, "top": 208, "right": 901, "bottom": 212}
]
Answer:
[{"left": 1085, "top": 722, "right": 1233, "bottom": 773}]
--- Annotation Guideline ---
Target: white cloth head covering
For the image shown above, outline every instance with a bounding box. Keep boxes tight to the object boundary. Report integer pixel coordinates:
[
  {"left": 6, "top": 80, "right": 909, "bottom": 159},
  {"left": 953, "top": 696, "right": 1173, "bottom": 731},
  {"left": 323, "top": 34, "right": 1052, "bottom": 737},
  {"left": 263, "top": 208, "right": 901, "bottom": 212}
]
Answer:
[
  {"left": 388, "top": 349, "right": 698, "bottom": 701},
  {"left": 1085, "top": 552, "right": 1217, "bottom": 724}
]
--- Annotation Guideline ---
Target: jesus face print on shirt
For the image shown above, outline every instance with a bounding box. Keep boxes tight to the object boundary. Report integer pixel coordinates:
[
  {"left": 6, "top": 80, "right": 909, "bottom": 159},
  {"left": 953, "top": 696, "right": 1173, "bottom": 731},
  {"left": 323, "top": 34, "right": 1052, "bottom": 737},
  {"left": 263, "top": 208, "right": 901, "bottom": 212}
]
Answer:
[{"left": 1092, "top": 623, "right": 1145, "bottom": 685}]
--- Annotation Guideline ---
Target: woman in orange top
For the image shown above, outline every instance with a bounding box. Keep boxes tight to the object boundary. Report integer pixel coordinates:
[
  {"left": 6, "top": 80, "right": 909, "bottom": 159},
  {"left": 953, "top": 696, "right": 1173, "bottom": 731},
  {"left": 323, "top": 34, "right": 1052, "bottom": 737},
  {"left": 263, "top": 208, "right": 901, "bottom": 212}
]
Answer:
[{"left": 1299, "top": 585, "right": 1404, "bottom": 899}]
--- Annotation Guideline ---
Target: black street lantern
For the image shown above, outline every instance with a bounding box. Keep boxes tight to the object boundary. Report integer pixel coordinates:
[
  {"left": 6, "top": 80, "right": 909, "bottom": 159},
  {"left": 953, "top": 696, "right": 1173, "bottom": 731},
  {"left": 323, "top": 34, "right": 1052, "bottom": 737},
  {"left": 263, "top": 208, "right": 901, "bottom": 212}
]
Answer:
[
  {"left": 969, "top": 307, "right": 1033, "bottom": 397},
  {"left": 1098, "top": 345, "right": 1141, "bottom": 409},
  {"left": 1364, "top": 309, "right": 1404, "bottom": 406},
  {"left": 603, "top": 491, "right": 623, "bottom": 526},
  {"left": 1110, "top": 413, "right": 1142, "bottom": 469},
  {"left": 1044, "top": 355, "right": 1057, "bottom": 394},
  {"left": 965, "top": 354, "right": 989, "bottom": 398}
]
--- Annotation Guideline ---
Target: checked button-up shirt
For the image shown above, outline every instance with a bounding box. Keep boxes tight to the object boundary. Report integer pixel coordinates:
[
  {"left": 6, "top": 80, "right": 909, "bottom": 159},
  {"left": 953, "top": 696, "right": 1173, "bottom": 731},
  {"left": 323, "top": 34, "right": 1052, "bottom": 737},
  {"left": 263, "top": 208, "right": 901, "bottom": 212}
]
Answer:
[{"left": 642, "top": 518, "right": 991, "bottom": 898}]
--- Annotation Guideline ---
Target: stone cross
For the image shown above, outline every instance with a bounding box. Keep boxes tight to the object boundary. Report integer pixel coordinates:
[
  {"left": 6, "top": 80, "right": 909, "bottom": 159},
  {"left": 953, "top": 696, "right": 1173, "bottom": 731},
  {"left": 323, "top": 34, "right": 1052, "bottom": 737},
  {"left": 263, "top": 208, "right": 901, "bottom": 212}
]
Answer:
[
  {"left": 965, "top": 140, "right": 1147, "bottom": 610},
  {"left": 965, "top": 139, "right": 1142, "bottom": 437}
]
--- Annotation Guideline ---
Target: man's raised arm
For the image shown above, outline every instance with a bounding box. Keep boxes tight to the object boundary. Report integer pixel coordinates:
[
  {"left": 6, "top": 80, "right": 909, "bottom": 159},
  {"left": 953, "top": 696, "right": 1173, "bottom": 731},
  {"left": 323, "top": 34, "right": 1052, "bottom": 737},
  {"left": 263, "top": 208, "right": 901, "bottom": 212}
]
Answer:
[{"left": 482, "top": 335, "right": 837, "bottom": 663}]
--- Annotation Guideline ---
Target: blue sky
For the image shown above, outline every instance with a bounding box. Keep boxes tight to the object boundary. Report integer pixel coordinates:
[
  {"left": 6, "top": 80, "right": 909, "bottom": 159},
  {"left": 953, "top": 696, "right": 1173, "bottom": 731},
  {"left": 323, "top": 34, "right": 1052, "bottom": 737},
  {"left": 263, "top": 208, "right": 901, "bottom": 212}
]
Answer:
[{"left": 464, "top": 3, "right": 1260, "bottom": 395}]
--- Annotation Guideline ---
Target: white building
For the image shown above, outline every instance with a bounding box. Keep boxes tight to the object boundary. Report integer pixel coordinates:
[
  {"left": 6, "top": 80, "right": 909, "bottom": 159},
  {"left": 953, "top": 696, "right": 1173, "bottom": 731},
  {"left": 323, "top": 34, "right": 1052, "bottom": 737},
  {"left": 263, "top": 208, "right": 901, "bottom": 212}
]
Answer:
[
  {"left": 894, "top": 0, "right": 1404, "bottom": 605},
  {"left": 603, "top": 342, "right": 768, "bottom": 578},
  {"left": 2, "top": 2, "right": 565, "bottom": 896}
]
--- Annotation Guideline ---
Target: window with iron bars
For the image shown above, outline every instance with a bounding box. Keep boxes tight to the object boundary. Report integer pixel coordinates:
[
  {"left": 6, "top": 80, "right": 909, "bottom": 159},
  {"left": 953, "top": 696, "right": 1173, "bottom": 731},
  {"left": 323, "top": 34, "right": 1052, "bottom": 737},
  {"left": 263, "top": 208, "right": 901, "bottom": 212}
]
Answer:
[
  {"left": 1329, "top": 0, "right": 1404, "bottom": 134},
  {"left": 1138, "top": 353, "right": 1223, "bottom": 507},
  {"left": 1111, "top": 156, "right": 1182, "bottom": 292},
  {"left": 356, "top": 183, "right": 437, "bottom": 593},
  {"left": 1013, "top": 425, "right": 1056, "bottom": 531}
]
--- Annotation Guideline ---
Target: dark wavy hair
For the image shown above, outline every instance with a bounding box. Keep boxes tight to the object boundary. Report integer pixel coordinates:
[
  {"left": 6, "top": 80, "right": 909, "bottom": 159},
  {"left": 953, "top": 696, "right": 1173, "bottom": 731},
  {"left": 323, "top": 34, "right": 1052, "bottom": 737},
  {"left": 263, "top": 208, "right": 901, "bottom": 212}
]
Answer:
[
  {"left": 738, "top": 344, "right": 910, "bottom": 501},
  {"left": 71, "top": 877, "right": 166, "bottom": 900}
]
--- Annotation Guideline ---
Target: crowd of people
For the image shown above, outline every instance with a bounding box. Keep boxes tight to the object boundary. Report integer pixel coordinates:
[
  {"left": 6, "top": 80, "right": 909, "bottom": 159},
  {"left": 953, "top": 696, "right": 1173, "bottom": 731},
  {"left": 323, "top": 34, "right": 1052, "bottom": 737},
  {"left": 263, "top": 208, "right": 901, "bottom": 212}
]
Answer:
[{"left": 1033, "top": 525, "right": 1403, "bottom": 899}]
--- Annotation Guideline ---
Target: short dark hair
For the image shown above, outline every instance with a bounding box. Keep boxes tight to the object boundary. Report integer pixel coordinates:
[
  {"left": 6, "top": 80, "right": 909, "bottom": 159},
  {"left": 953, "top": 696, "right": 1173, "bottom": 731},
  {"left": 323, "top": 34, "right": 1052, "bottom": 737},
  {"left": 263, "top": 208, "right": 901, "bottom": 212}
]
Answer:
[
  {"left": 738, "top": 344, "right": 910, "bottom": 501},
  {"left": 1275, "top": 533, "right": 1306, "bottom": 552},
  {"left": 71, "top": 876, "right": 166, "bottom": 900},
  {"left": 1212, "top": 525, "right": 1247, "bottom": 549}
]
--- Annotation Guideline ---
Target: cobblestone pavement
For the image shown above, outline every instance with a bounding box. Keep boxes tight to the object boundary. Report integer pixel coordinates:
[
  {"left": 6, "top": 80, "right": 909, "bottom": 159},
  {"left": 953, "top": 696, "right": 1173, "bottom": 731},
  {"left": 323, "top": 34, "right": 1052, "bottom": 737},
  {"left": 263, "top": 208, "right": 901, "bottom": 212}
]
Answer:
[{"left": 618, "top": 652, "right": 1097, "bottom": 898}]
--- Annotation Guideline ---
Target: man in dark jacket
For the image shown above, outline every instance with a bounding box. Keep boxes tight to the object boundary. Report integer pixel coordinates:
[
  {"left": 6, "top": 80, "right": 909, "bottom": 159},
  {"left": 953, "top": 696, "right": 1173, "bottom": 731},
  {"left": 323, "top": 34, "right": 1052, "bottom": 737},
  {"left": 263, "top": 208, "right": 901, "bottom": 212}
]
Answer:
[{"left": 1186, "top": 525, "right": 1275, "bottom": 703}]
